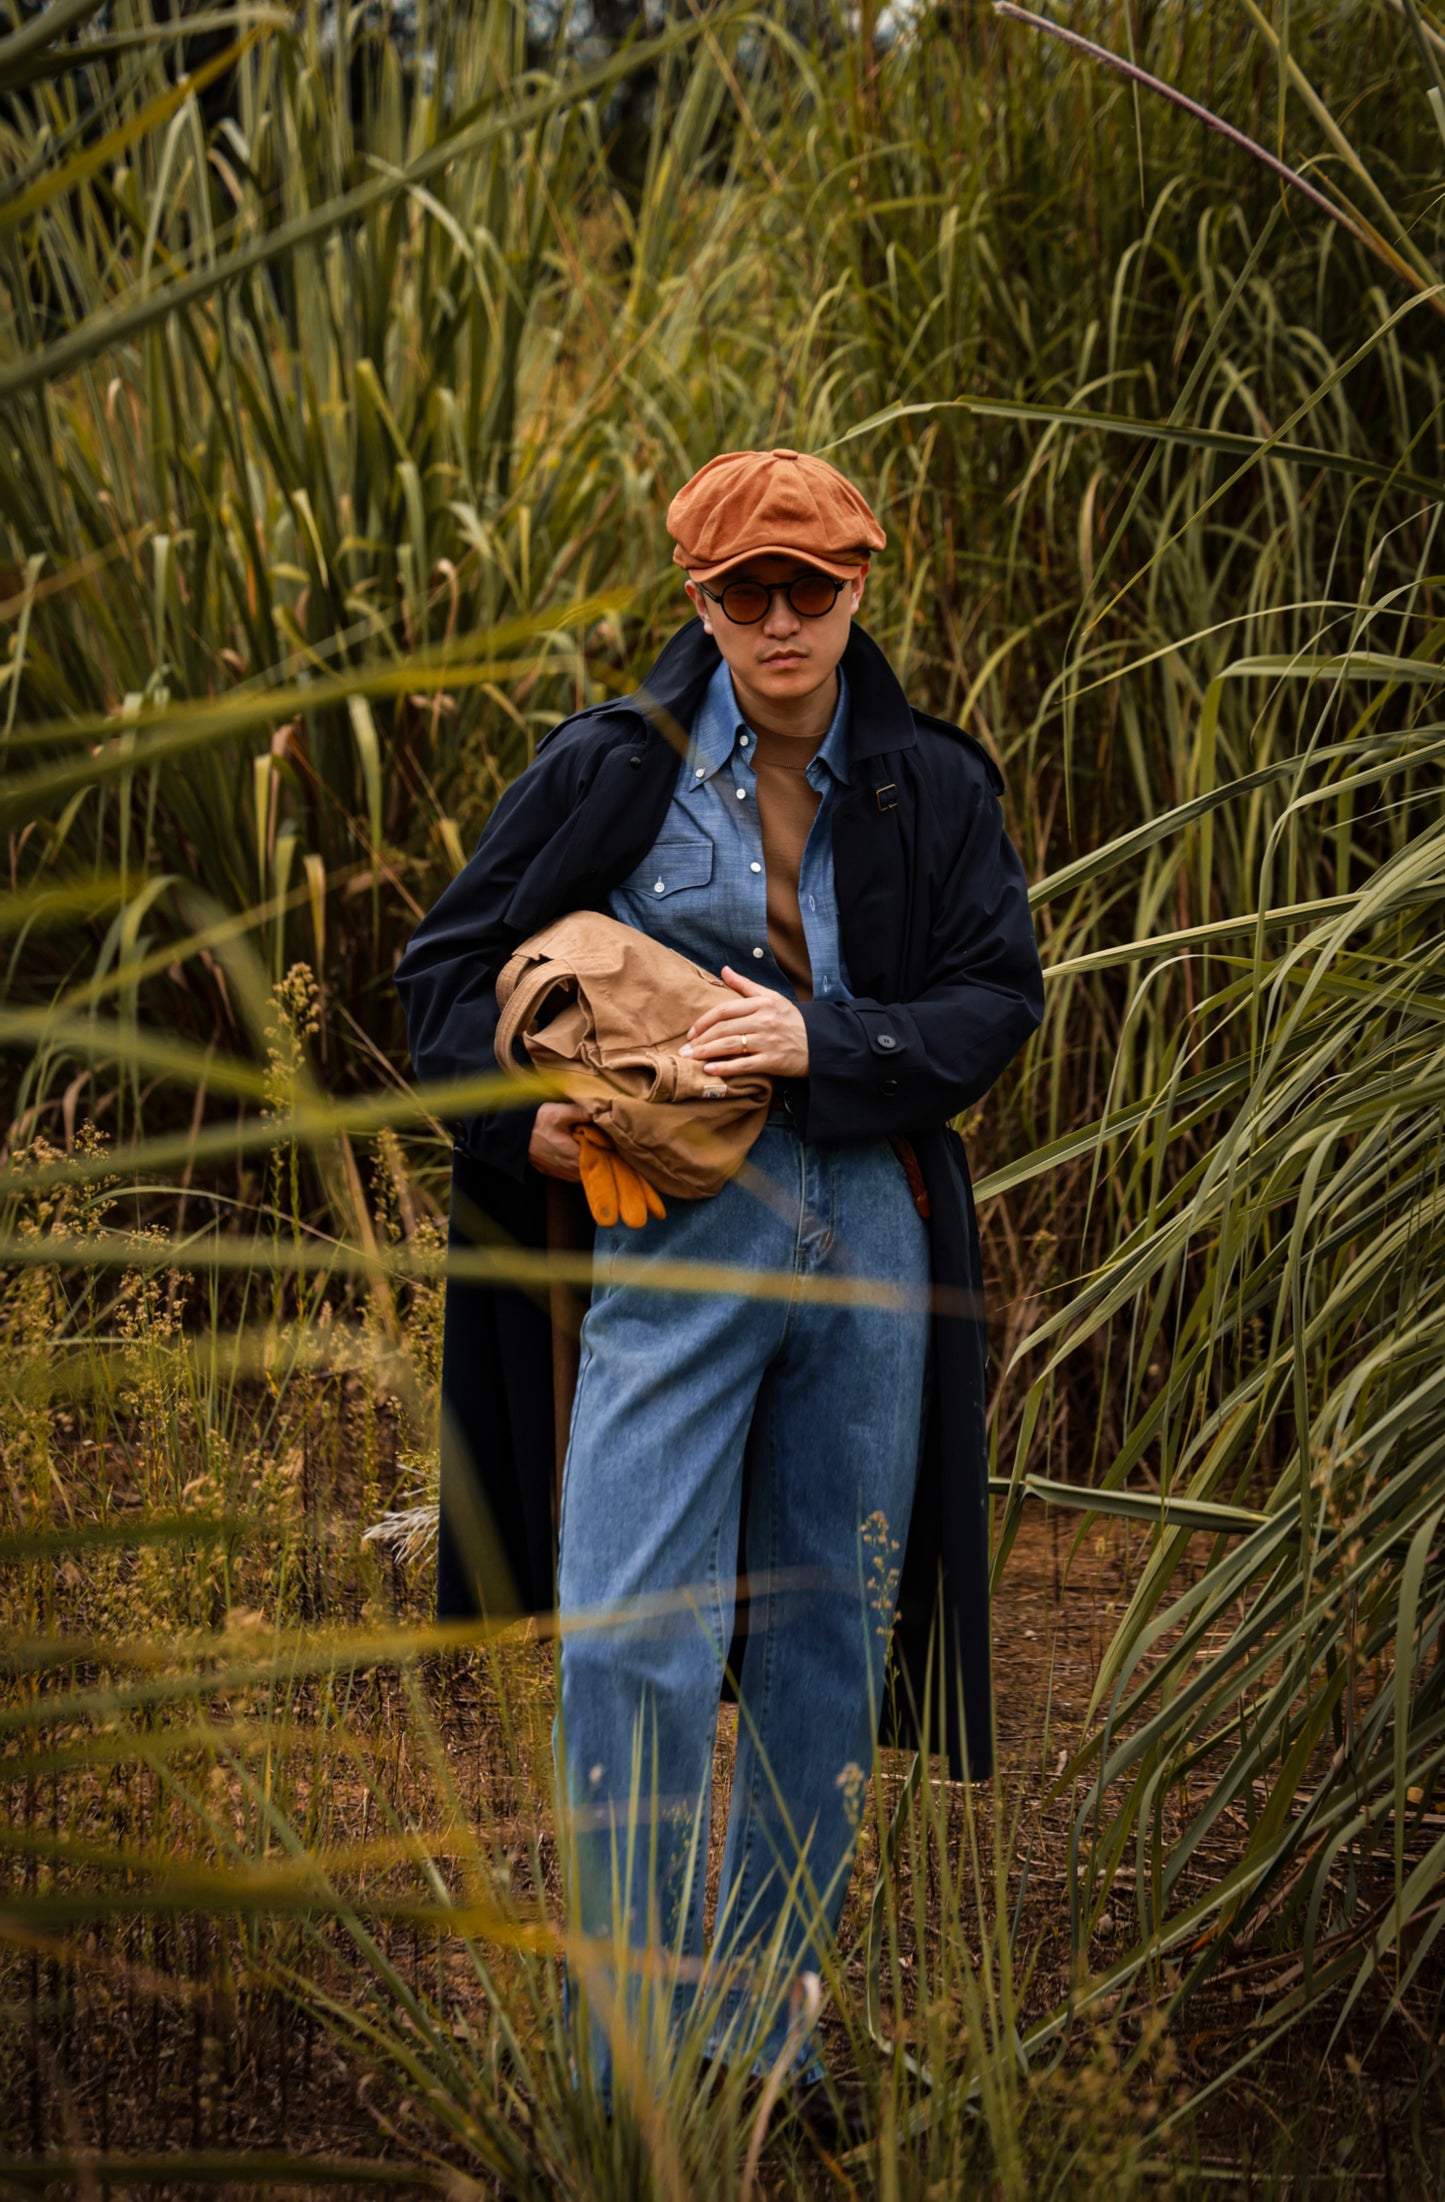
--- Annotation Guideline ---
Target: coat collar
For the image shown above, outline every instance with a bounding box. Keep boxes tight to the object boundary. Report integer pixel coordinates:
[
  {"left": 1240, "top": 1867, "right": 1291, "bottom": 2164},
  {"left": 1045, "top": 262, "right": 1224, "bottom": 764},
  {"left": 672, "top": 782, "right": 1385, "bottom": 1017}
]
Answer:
[{"left": 601, "top": 617, "right": 918, "bottom": 775}]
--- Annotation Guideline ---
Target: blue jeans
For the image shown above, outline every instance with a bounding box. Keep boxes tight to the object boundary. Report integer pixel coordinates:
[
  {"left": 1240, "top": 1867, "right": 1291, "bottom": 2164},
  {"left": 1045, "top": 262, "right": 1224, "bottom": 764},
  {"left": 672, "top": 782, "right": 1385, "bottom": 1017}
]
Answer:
[{"left": 556, "top": 1116, "right": 929, "bottom": 2091}]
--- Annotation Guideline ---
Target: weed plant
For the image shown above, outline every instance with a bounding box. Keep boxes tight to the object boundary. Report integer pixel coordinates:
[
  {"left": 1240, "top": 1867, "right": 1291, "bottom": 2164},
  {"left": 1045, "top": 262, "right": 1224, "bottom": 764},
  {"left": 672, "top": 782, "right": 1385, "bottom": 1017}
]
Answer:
[{"left": 3, "top": 0, "right": 1445, "bottom": 2189}]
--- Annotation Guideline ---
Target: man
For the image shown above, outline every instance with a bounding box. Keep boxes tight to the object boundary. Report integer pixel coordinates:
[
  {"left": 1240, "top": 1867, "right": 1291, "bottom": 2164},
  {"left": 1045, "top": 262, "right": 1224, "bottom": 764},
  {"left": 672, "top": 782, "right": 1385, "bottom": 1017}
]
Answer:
[{"left": 395, "top": 447, "right": 1043, "bottom": 2091}]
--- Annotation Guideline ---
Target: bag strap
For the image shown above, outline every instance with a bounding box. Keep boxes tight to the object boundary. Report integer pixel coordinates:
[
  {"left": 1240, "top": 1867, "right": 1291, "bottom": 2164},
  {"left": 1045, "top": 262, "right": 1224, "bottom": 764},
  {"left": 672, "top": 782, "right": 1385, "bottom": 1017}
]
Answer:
[{"left": 494, "top": 956, "right": 574, "bottom": 1072}]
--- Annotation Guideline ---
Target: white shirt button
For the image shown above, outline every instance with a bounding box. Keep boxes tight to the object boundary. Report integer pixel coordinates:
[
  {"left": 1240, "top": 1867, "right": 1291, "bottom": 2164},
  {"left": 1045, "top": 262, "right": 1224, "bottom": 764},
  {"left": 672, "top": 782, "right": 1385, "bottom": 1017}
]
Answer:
[
  {"left": 752, "top": 946, "right": 765, "bottom": 959},
  {"left": 739, "top": 733, "right": 750, "bottom": 746},
  {"left": 750, "top": 861, "right": 762, "bottom": 874},
  {"left": 653, "top": 879, "right": 665, "bottom": 894},
  {"left": 695, "top": 765, "right": 706, "bottom": 779},
  {"left": 735, "top": 786, "right": 747, "bottom": 801}
]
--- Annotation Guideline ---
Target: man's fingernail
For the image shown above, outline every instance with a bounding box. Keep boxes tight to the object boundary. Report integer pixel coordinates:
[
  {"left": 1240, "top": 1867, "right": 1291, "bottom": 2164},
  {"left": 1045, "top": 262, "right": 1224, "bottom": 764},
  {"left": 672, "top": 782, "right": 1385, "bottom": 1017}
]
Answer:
[{"left": 680, "top": 1044, "right": 693, "bottom": 1056}]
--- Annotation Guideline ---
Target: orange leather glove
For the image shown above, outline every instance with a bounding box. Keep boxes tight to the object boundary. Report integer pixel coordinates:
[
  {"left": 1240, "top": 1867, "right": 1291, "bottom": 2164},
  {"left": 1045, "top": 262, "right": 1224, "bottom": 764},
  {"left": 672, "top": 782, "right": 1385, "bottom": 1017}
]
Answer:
[{"left": 572, "top": 1123, "right": 667, "bottom": 1229}]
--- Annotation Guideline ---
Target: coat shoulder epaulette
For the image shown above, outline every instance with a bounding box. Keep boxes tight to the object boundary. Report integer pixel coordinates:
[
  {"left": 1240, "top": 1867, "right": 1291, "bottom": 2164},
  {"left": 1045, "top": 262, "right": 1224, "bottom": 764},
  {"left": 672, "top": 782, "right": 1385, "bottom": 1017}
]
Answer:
[
  {"left": 909, "top": 708, "right": 1005, "bottom": 797},
  {"left": 534, "top": 701, "right": 631, "bottom": 758}
]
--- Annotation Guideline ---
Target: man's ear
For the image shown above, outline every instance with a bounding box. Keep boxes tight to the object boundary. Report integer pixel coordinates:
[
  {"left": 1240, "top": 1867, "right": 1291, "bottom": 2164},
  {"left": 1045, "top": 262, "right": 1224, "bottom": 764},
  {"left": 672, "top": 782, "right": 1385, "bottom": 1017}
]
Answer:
[
  {"left": 849, "top": 562, "right": 870, "bottom": 613},
  {"left": 684, "top": 577, "right": 713, "bottom": 634}
]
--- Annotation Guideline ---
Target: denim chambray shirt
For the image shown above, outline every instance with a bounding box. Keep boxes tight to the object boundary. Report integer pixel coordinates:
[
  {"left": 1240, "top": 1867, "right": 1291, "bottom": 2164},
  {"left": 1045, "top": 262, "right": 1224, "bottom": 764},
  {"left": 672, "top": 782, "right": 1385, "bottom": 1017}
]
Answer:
[{"left": 607, "top": 655, "right": 853, "bottom": 1002}]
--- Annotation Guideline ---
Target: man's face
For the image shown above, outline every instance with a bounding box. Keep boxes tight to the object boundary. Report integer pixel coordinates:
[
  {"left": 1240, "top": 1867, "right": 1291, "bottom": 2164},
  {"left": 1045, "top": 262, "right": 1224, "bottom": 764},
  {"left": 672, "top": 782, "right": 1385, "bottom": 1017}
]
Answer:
[{"left": 685, "top": 554, "right": 866, "bottom": 709}]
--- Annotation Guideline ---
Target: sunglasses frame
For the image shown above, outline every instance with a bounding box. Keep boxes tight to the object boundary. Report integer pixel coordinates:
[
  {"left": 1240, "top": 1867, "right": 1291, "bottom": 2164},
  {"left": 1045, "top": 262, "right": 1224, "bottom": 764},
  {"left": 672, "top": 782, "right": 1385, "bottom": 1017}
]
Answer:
[{"left": 698, "top": 572, "right": 849, "bottom": 625}]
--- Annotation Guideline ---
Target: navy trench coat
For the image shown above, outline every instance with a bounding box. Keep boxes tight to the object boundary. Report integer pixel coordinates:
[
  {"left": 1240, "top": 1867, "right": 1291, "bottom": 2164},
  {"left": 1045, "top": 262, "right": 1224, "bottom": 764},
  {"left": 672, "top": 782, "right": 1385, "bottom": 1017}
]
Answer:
[{"left": 395, "top": 618, "right": 1043, "bottom": 1780}]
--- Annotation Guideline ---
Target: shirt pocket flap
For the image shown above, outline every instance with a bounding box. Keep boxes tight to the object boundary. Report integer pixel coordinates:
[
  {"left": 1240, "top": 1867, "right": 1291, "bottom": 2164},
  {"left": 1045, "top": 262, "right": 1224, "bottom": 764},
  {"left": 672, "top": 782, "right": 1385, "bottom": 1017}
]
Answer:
[{"left": 624, "top": 838, "right": 715, "bottom": 899}]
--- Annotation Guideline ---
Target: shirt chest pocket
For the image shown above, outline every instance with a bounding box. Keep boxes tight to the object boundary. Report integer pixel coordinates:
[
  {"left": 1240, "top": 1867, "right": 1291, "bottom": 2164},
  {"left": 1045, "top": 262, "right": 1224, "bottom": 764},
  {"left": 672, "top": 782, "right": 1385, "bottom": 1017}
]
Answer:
[{"left": 622, "top": 837, "right": 715, "bottom": 900}]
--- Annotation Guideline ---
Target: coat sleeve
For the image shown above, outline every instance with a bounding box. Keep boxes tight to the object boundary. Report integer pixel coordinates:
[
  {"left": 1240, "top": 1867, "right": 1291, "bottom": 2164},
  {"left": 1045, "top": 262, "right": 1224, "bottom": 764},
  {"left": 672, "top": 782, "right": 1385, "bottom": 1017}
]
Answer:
[
  {"left": 394, "top": 731, "right": 586, "bottom": 1180},
  {"left": 798, "top": 768, "right": 1043, "bottom": 1141}
]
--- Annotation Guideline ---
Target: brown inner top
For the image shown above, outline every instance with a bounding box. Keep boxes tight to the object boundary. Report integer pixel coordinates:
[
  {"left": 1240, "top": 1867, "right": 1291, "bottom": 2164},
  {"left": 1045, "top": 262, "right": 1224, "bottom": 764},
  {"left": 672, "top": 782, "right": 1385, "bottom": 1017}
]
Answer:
[{"left": 748, "top": 724, "right": 824, "bottom": 1001}]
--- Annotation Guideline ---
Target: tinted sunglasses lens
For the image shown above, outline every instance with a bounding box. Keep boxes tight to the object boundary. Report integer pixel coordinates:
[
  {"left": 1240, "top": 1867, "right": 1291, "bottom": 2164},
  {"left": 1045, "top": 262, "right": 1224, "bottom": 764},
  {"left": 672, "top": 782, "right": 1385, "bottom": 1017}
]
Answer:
[
  {"left": 719, "top": 583, "right": 770, "bottom": 622},
  {"left": 790, "top": 575, "right": 839, "bottom": 616}
]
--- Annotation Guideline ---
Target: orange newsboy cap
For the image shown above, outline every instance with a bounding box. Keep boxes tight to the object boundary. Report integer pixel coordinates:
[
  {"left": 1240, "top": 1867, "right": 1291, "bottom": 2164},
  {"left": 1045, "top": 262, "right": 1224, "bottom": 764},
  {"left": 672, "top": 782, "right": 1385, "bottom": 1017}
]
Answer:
[{"left": 667, "top": 447, "right": 886, "bottom": 583}]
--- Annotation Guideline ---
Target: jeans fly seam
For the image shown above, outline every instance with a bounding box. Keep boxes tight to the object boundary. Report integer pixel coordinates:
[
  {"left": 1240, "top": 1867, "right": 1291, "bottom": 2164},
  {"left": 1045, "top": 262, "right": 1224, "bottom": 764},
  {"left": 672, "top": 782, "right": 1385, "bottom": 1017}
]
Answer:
[
  {"left": 776, "top": 1139, "right": 809, "bottom": 1353},
  {"left": 819, "top": 1150, "right": 838, "bottom": 1265}
]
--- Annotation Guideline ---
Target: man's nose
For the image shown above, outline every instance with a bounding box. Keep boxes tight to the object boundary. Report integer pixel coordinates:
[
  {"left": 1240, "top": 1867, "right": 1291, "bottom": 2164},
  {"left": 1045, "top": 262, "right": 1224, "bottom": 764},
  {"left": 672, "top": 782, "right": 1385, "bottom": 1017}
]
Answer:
[{"left": 761, "top": 588, "right": 801, "bottom": 634}]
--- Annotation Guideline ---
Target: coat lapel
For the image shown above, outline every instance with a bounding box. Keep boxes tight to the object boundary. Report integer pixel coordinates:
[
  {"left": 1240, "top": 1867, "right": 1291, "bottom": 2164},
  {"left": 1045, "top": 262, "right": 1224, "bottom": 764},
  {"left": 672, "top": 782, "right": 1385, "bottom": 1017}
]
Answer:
[
  {"left": 833, "top": 624, "right": 923, "bottom": 997},
  {"left": 832, "top": 776, "right": 911, "bottom": 999},
  {"left": 512, "top": 620, "right": 723, "bottom": 931}
]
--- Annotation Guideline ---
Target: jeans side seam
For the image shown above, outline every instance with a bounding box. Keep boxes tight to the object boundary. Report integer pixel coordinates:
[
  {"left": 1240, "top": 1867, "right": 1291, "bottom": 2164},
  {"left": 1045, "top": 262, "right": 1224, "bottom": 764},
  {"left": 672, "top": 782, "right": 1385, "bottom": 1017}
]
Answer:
[
  {"left": 724, "top": 1393, "right": 782, "bottom": 1944},
  {"left": 555, "top": 1341, "right": 594, "bottom": 1579},
  {"left": 707, "top": 1506, "right": 728, "bottom": 1692}
]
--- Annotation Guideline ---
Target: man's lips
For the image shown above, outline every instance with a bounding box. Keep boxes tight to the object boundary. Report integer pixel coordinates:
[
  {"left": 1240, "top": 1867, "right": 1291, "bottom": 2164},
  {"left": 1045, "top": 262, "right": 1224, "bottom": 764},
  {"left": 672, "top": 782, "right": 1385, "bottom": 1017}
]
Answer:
[{"left": 759, "top": 651, "right": 807, "bottom": 666}]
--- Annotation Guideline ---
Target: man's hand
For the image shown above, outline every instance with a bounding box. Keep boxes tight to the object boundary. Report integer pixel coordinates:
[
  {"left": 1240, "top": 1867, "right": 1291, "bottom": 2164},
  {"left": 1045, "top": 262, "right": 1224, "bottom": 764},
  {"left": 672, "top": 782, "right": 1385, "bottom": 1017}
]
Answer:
[
  {"left": 529, "top": 1100, "right": 591, "bottom": 1180},
  {"left": 681, "top": 967, "right": 810, "bottom": 1080}
]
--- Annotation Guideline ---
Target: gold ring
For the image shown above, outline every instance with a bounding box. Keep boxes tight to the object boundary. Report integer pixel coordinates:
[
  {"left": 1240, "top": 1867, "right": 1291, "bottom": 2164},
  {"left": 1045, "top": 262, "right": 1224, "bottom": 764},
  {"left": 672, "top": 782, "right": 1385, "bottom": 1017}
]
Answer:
[{"left": 740, "top": 1034, "right": 750, "bottom": 1053}]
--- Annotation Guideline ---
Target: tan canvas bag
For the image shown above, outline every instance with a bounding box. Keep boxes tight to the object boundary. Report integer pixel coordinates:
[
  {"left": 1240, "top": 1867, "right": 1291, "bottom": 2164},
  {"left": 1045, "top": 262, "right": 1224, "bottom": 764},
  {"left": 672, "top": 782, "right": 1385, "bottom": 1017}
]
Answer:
[{"left": 494, "top": 912, "right": 773, "bottom": 1200}]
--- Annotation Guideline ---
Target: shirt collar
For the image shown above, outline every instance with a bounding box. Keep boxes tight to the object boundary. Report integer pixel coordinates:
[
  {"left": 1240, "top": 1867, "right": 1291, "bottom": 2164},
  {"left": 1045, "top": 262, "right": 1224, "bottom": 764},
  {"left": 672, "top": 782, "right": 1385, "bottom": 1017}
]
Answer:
[
  {"left": 813, "top": 664, "right": 851, "bottom": 786},
  {"left": 685, "top": 657, "right": 852, "bottom": 786},
  {"left": 685, "top": 657, "right": 742, "bottom": 782}
]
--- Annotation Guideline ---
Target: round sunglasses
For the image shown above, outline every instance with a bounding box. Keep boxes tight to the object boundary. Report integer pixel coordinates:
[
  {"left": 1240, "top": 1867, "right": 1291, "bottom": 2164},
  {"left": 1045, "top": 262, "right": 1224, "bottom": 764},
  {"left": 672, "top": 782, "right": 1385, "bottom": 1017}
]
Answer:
[{"left": 698, "top": 572, "right": 848, "bottom": 624}]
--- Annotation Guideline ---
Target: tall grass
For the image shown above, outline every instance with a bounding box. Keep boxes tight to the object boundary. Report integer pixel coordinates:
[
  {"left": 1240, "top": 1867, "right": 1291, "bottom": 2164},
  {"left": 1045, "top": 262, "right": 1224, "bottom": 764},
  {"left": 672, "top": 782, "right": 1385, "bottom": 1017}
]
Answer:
[{"left": 3, "top": 0, "right": 1445, "bottom": 2187}]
